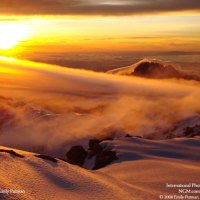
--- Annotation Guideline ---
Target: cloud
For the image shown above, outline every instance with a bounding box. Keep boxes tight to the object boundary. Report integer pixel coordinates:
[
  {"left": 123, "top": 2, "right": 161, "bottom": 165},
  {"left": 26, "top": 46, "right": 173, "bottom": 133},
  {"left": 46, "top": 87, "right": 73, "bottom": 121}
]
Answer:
[
  {"left": 0, "top": 57, "right": 200, "bottom": 158},
  {"left": 0, "top": 0, "right": 199, "bottom": 16}
]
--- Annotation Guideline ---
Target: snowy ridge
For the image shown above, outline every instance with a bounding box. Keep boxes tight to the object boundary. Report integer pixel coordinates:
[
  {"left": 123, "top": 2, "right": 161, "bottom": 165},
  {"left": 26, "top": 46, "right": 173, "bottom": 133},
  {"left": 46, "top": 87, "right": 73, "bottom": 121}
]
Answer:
[
  {"left": 0, "top": 146, "right": 133, "bottom": 200},
  {"left": 0, "top": 136, "right": 200, "bottom": 200},
  {"left": 108, "top": 58, "right": 200, "bottom": 81}
]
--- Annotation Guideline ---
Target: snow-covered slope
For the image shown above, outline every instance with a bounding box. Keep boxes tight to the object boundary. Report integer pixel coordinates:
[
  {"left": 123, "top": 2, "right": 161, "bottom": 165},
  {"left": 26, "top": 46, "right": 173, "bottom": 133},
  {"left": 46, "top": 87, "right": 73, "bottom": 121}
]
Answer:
[
  {"left": 0, "top": 136, "right": 200, "bottom": 200},
  {"left": 108, "top": 58, "right": 200, "bottom": 81},
  {"left": 0, "top": 146, "right": 134, "bottom": 200},
  {"left": 100, "top": 137, "right": 200, "bottom": 199}
]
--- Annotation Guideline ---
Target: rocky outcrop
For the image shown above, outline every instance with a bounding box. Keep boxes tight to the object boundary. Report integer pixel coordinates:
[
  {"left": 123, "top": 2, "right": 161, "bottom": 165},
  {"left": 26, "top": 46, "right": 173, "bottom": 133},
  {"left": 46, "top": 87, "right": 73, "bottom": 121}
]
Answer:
[
  {"left": 93, "top": 150, "right": 118, "bottom": 170},
  {"left": 183, "top": 125, "right": 200, "bottom": 137},
  {"left": 35, "top": 154, "right": 58, "bottom": 163},
  {"left": 0, "top": 149, "right": 24, "bottom": 158},
  {"left": 66, "top": 137, "right": 118, "bottom": 170},
  {"left": 88, "top": 138, "right": 118, "bottom": 170},
  {"left": 66, "top": 145, "right": 88, "bottom": 166},
  {"left": 133, "top": 60, "right": 181, "bottom": 79}
]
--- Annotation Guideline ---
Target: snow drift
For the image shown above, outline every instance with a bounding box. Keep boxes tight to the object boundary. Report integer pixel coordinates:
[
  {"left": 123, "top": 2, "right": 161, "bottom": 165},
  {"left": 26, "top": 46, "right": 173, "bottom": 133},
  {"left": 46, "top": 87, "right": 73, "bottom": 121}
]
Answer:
[{"left": 0, "top": 136, "right": 200, "bottom": 200}]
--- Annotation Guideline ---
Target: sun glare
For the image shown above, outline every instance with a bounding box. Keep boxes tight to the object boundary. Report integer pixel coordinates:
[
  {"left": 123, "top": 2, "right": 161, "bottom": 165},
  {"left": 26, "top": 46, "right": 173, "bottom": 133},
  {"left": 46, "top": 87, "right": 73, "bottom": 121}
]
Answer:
[{"left": 0, "top": 23, "right": 30, "bottom": 50}]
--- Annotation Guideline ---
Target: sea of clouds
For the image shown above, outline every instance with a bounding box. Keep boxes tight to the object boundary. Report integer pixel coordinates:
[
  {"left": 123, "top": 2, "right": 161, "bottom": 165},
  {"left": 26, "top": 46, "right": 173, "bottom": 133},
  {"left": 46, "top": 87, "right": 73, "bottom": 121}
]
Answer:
[{"left": 0, "top": 57, "right": 200, "bottom": 157}]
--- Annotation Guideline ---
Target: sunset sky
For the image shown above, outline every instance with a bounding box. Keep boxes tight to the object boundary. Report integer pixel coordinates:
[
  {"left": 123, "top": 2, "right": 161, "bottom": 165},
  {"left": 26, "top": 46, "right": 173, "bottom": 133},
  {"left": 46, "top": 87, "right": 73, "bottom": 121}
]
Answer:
[{"left": 0, "top": 0, "right": 200, "bottom": 58}]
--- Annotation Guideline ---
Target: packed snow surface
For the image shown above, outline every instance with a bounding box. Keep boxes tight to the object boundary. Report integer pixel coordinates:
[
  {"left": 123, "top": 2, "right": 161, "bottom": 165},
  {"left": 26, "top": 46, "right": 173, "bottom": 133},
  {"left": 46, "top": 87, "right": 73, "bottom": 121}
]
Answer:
[{"left": 0, "top": 136, "right": 200, "bottom": 200}]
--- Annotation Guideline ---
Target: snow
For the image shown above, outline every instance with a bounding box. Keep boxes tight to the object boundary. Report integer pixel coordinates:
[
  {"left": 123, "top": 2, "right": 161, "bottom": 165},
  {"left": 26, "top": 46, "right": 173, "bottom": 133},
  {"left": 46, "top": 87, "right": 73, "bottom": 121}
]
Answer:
[
  {"left": 101, "top": 137, "right": 200, "bottom": 199},
  {"left": 107, "top": 58, "right": 170, "bottom": 75},
  {"left": 0, "top": 146, "right": 134, "bottom": 200},
  {"left": 107, "top": 58, "right": 200, "bottom": 81},
  {"left": 0, "top": 137, "right": 200, "bottom": 200},
  {"left": 170, "top": 115, "right": 200, "bottom": 137}
]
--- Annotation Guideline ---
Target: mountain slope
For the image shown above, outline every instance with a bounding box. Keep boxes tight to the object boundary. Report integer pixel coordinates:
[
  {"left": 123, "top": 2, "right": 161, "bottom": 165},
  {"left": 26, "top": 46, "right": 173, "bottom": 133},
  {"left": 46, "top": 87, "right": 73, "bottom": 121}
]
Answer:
[
  {"left": 108, "top": 58, "right": 200, "bottom": 81},
  {"left": 0, "top": 146, "right": 133, "bottom": 200},
  {"left": 0, "top": 136, "right": 200, "bottom": 200},
  {"left": 100, "top": 137, "right": 200, "bottom": 199}
]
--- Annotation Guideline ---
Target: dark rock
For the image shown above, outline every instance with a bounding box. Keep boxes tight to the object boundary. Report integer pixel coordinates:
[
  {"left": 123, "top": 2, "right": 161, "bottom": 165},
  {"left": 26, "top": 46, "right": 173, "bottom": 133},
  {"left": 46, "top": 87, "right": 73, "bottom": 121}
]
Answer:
[
  {"left": 183, "top": 125, "right": 200, "bottom": 137},
  {"left": 88, "top": 139, "right": 103, "bottom": 159},
  {"left": 184, "top": 127, "right": 194, "bottom": 136},
  {"left": 88, "top": 137, "right": 114, "bottom": 159},
  {"left": 89, "top": 139, "right": 100, "bottom": 149},
  {"left": 35, "top": 154, "right": 58, "bottom": 163},
  {"left": 93, "top": 150, "right": 118, "bottom": 170},
  {"left": 135, "top": 135, "right": 143, "bottom": 138},
  {"left": 134, "top": 61, "right": 163, "bottom": 76},
  {"left": 66, "top": 145, "right": 88, "bottom": 166},
  {"left": 133, "top": 61, "right": 181, "bottom": 79},
  {"left": 0, "top": 149, "right": 24, "bottom": 158},
  {"left": 89, "top": 139, "right": 102, "bottom": 152},
  {"left": 89, "top": 137, "right": 117, "bottom": 169},
  {"left": 145, "top": 135, "right": 154, "bottom": 140},
  {"left": 66, "top": 137, "right": 117, "bottom": 169},
  {"left": 108, "top": 59, "right": 200, "bottom": 81},
  {"left": 100, "top": 137, "right": 113, "bottom": 141},
  {"left": 125, "top": 134, "right": 132, "bottom": 138}
]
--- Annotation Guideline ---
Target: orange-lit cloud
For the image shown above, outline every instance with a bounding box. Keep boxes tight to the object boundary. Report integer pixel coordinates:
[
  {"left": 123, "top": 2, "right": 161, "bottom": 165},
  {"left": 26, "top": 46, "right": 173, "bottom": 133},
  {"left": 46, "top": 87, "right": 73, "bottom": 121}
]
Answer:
[{"left": 0, "top": 0, "right": 199, "bottom": 16}]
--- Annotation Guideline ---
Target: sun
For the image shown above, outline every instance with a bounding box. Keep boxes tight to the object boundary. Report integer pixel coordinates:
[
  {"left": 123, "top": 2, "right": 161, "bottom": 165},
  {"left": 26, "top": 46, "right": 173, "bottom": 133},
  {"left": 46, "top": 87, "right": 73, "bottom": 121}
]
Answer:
[{"left": 0, "top": 23, "right": 30, "bottom": 50}]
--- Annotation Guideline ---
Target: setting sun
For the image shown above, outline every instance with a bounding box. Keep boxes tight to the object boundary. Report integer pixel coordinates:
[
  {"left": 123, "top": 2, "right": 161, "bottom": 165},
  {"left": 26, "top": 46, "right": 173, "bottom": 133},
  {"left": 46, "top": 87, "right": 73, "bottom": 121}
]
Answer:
[{"left": 0, "top": 23, "right": 30, "bottom": 50}]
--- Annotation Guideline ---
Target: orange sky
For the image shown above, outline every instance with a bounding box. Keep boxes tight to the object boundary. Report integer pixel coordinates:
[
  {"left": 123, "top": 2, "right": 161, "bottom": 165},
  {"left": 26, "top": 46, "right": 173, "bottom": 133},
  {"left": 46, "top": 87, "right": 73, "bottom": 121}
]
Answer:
[{"left": 0, "top": 12, "right": 200, "bottom": 57}]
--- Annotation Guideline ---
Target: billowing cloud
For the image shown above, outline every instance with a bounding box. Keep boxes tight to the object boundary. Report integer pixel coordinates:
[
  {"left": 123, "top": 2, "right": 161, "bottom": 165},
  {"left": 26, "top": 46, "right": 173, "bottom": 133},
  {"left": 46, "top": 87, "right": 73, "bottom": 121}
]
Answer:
[
  {"left": 0, "top": 0, "right": 199, "bottom": 16},
  {"left": 1, "top": 57, "right": 200, "bottom": 157}
]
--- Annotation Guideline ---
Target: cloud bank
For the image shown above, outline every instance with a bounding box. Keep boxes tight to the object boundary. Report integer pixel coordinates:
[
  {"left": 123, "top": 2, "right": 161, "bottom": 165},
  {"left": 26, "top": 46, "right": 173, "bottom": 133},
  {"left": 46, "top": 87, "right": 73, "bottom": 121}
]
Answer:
[
  {"left": 0, "top": 0, "right": 200, "bottom": 16},
  {"left": 0, "top": 57, "right": 200, "bottom": 158}
]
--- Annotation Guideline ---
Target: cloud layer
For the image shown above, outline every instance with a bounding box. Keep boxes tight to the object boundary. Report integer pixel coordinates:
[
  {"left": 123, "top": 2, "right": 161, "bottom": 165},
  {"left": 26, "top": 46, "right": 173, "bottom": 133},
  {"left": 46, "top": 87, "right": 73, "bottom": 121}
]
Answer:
[
  {"left": 0, "top": 0, "right": 200, "bottom": 16},
  {"left": 0, "top": 57, "right": 200, "bottom": 158}
]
